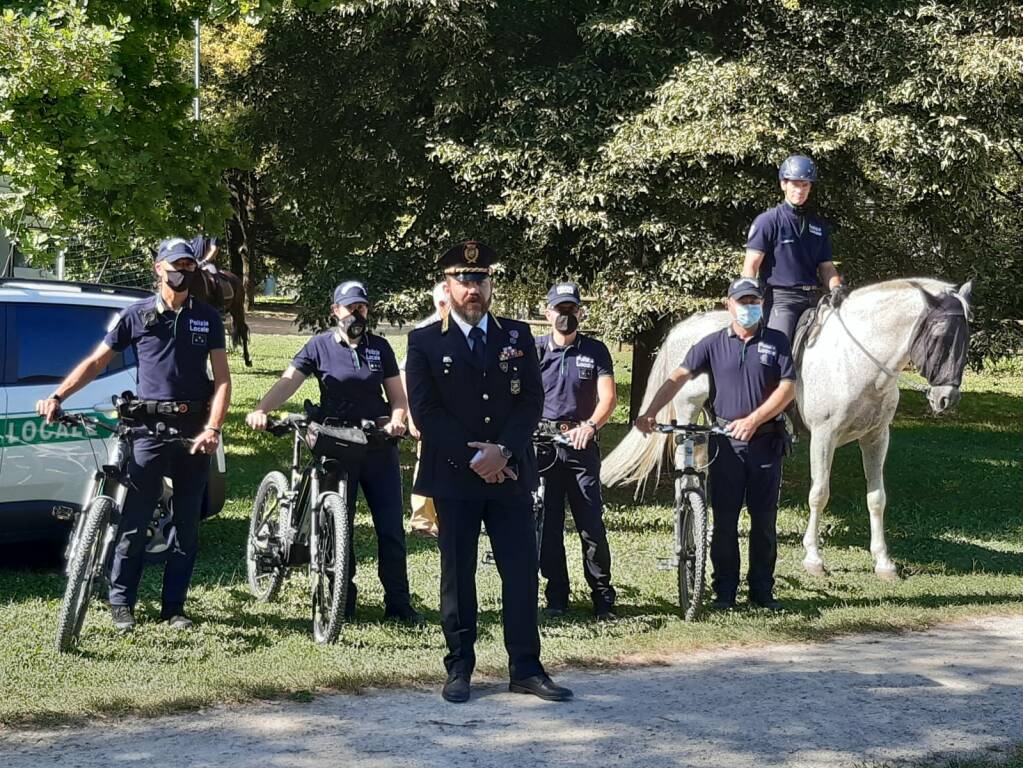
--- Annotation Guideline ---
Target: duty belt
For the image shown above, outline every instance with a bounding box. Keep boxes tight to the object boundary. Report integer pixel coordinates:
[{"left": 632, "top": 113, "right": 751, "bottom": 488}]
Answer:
[
  {"left": 135, "top": 399, "right": 209, "bottom": 417},
  {"left": 714, "top": 416, "right": 786, "bottom": 440},
  {"left": 771, "top": 284, "right": 820, "bottom": 293},
  {"left": 539, "top": 419, "right": 579, "bottom": 435}
]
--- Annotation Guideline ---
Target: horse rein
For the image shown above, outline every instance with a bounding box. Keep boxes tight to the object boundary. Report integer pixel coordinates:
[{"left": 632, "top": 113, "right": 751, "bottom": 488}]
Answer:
[{"left": 826, "top": 301, "right": 932, "bottom": 395}]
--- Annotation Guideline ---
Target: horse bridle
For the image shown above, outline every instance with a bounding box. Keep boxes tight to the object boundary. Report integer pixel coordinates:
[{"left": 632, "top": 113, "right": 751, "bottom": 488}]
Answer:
[{"left": 828, "top": 291, "right": 969, "bottom": 395}]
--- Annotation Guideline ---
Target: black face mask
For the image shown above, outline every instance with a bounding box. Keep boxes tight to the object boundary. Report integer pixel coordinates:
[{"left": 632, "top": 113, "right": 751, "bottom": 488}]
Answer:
[
  {"left": 164, "top": 268, "right": 194, "bottom": 293},
  {"left": 341, "top": 313, "right": 366, "bottom": 341},
  {"left": 554, "top": 311, "right": 578, "bottom": 334}
]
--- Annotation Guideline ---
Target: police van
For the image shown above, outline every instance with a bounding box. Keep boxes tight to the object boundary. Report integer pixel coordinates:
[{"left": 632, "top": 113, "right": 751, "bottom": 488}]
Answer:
[{"left": 0, "top": 276, "right": 226, "bottom": 544}]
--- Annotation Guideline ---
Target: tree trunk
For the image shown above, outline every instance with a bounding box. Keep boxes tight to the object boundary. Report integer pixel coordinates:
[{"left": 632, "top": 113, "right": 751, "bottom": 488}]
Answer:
[{"left": 628, "top": 315, "right": 674, "bottom": 423}]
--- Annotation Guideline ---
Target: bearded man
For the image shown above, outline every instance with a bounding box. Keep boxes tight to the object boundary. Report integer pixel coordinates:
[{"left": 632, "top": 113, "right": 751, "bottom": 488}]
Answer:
[{"left": 404, "top": 240, "right": 573, "bottom": 704}]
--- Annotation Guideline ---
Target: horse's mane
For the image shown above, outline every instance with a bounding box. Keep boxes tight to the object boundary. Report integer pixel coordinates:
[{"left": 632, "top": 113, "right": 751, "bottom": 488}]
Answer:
[{"left": 848, "top": 277, "right": 955, "bottom": 299}]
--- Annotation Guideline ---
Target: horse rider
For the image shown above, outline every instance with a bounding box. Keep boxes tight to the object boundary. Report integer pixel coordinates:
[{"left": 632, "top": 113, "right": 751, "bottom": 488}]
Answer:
[
  {"left": 535, "top": 281, "right": 618, "bottom": 621},
  {"left": 743, "top": 154, "right": 848, "bottom": 344},
  {"left": 190, "top": 235, "right": 234, "bottom": 305},
  {"left": 37, "top": 237, "right": 231, "bottom": 632},
  {"left": 405, "top": 240, "right": 572, "bottom": 703},
  {"left": 637, "top": 278, "right": 795, "bottom": 611},
  {"left": 400, "top": 282, "right": 448, "bottom": 539},
  {"left": 245, "top": 280, "right": 420, "bottom": 624}
]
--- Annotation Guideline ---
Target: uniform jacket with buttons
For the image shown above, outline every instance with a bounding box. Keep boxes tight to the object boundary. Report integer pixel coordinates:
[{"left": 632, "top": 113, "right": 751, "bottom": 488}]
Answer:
[{"left": 405, "top": 313, "right": 542, "bottom": 500}]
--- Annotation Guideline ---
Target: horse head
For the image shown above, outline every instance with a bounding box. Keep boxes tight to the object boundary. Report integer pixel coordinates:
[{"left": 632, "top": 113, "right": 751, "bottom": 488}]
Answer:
[{"left": 913, "top": 280, "right": 973, "bottom": 414}]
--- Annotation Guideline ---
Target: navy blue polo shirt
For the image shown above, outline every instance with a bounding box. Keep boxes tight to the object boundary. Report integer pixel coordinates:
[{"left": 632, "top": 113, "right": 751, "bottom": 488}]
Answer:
[
  {"left": 536, "top": 333, "right": 614, "bottom": 421},
  {"left": 103, "top": 295, "right": 224, "bottom": 401},
  {"left": 746, "top": 203, "right": 833, "bottom": 287},
  {"left": 681, "top": 325, "right": 795, "bottom": 421},
  {"left": 292, "top": 330, "right": 399, "bottom": 423}
]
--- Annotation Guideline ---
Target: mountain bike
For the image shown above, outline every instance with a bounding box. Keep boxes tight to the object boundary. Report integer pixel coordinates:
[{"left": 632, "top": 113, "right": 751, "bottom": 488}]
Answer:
[
  {"left": 53, "top": 400, "right": 194, "bottom": 652},
  {"left": 246, "top": 411, "right": 400, "bottom": 643},
  {"left": 653, "top": 421, "right": 728, "bottom": 622}
]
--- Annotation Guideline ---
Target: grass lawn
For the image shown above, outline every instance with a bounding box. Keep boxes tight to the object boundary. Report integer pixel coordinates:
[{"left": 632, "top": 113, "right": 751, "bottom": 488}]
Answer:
[
  {"left": 0, "top": 333, "right": 1020, "bottom": 727},
  {"left": 870, "top": 746, "right": 1023, "bottom": 768}
]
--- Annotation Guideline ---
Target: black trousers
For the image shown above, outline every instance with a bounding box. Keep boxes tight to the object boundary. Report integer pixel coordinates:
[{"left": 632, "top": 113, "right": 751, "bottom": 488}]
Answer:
[
  {"left": 764, "top": 286, "right": 819, "bottom": 343},
  {"left": 328, "top": 444, "right": 411, "bottom": 614},
  {"left": 539, "top": 443, "right": 615, "bottom": 612},
  {"left": 109, "top": 429, "right": 209, "bottom": 611},
  {"left": 708, "top": 434, "right": 784, "bottom": 602},
  {"left": 434, "top": 494, "right": 544, "bottom": 680}
]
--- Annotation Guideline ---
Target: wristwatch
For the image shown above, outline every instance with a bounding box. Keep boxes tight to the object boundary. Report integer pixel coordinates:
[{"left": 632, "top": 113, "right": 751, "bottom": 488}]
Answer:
[
  {"left": 497, "top": 444, "right": 513, "bottom": 460},
  {"left": 50, "top": 393, "right": 64, "bottom": 404},
  {"left": 584, "top": 419, "right": 598, "bottom": 431}
]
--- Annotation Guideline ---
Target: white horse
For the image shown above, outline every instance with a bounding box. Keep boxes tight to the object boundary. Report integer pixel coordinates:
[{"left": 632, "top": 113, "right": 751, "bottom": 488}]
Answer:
[{"left": 602, "top": 278, "right": 973, "bottom": 578}]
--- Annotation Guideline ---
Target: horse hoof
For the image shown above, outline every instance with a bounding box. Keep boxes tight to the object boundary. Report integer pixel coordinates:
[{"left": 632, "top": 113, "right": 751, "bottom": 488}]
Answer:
[
  {"left": 803, "top": 561, "right": 826, "bottom": 577},
  {"left": 875, "top": 567, "right": 900, "bottom": 582}
]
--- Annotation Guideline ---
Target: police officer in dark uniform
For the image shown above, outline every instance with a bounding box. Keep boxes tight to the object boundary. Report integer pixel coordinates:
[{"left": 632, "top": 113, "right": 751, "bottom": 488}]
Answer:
[
  {"left": 405, "top": 241, "right": 572, "bottom": 704},
  {"left": 535, "top": 282, "right": 618, "bottom": 620},
  {"left": 246, "top": 280, "right": 419, "bottom": 623},
  {"left": 637, "top": 278, "right": 795, "bottom": 610},
  {"left": 743, "top": 154, "right": 847, "bottom": 344},
  {"left": 37, "top": 237, "right": 231, "bottom": 632}
]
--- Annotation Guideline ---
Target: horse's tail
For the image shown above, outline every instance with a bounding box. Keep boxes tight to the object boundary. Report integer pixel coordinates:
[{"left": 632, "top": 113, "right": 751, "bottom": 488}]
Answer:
[{"left": 600, "top": 339, "right": 677, "bottom": 496}]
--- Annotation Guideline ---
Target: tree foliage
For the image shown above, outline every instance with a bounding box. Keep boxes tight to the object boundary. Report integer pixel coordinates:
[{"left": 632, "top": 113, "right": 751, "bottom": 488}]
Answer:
[
  {"left": 0, "top": 0, "right": 232, "bottom": 257},
  {"left": 236, "top": 0, "right": 1021, "bottom": 356}
]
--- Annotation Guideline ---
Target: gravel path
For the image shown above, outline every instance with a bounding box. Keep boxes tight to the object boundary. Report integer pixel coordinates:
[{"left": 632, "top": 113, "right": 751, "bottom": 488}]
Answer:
[{"left": 3, "top": 616, "right": 1021, "bottom": 768}]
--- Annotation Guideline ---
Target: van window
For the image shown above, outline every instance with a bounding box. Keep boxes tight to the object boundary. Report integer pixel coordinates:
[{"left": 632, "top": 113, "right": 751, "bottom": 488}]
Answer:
[{"left": 3, "top": 303, "right": 137, "bottom": 385}]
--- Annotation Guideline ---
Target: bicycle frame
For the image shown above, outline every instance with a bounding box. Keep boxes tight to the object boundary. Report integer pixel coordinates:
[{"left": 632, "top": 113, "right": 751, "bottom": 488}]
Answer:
[
  {"left": 276, "top": 423, "right": 337, "bottom": 568},
  {"left": 272, "top": 416, "right": 380, "bottom": 569}
]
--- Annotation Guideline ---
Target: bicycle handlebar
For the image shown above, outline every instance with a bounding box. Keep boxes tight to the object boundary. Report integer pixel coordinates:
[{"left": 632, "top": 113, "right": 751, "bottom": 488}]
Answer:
[
  {"left": 55, "top": 410, "right": 194, "bottom": 445},
  {"left": 534, "top": 432, "right": 574, "bottom": 447},
  {"left": 652, "top": 422, "right": 730, "bottom": 437},
  {"left": 266, "top": 415, "right": 409, "bottom": 443}
]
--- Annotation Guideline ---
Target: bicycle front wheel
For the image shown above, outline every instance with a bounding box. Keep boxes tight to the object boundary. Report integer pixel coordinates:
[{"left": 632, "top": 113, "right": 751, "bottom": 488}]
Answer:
[
  {"left": 55, "top": 496, "right": 115, "bottom": 653},
  {"left": 247, "top": 471, "right": 289, "bottom": 602},
  {"left": 676, "top": 489, "right": 709, "bottom": 622},
  {"left": 312, "top": 490, "right": 351, "bottom": 644}
]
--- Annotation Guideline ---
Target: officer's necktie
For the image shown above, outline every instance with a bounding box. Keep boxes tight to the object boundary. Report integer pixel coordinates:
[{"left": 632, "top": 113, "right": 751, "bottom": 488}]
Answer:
[{"left": 469, "top": 326, "right": 486, "bottom": 367}]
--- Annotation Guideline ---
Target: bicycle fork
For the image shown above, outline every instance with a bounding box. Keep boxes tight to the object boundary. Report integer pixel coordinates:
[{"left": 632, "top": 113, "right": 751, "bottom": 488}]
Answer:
[{"left": 64, "top": 473, "right": 125, "bottom": 579}]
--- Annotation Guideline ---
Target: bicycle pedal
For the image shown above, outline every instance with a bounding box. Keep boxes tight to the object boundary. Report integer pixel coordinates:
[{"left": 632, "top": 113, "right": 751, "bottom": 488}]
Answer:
[
  {"left": 481, "top": 551, "right": 496, "bottom": 566},
  {"left": 656, "top": 557, "right": 679, "bottom": 571}
]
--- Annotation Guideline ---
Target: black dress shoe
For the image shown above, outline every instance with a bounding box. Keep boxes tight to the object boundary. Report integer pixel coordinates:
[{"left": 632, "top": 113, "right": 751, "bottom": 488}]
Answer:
[
  {"left": 509, "top": 674, "right": 573, "bottom": 702},
  {"left": 442, "top": 675, "right": 471, "bottom": 703},
  {"left": 595, "top": 608, "right": 618, "bottom": 622},
  {"left": 749, "top": 596, "right": 783, "bottom": 612},
  {"left": 543, "top": 606, "right": 567, "bottom": 619},
  {"left": 709, "top": 597, "right": 735, "bottom": 611}
]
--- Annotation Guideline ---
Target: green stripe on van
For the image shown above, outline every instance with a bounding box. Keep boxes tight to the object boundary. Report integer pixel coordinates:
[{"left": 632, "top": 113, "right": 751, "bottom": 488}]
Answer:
[{"left": 0, "top": 412, "right": 118, "bottom": 448}]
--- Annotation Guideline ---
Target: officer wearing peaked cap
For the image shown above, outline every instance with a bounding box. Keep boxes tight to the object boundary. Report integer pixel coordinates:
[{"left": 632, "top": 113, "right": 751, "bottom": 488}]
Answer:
[{"left": 404, "top": 240, "right": 573, "bottom": 704}]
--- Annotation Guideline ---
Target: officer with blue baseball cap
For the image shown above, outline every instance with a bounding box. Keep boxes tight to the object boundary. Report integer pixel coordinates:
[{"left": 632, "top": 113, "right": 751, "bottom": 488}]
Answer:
[
  {"left": 37, "top": 236, "right": 231, "bottom": 633},
  {"left": 535, "top": 281, "right": 618, "bottom": 620},
  {"left": 246, "top": 278, "right": 418, "bottom": 624},
  {"left": 742, "top": 154, "right": 847, "bottom": 344},
  {"left": 637, "top": 277, "right": 796, "bottom": 611}
]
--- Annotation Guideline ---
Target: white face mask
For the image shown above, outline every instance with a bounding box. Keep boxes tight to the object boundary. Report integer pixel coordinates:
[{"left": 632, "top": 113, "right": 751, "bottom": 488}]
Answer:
[{"left": 735, "top": 303, "right": 763, "bottom": 328}]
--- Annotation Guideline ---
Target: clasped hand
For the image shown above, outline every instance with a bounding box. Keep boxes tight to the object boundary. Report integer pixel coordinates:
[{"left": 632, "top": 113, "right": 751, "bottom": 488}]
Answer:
[{"left": 467, "top": 441, "right": 517, "bottom": 484}]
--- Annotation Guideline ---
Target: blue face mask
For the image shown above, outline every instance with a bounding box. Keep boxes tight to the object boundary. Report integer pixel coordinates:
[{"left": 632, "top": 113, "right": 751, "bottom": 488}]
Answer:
[{"left": 735, "top": 303, "right": 763, "bottom": 328}]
